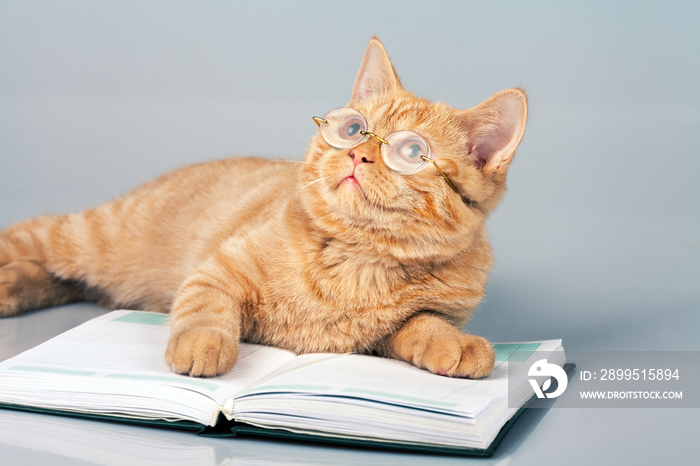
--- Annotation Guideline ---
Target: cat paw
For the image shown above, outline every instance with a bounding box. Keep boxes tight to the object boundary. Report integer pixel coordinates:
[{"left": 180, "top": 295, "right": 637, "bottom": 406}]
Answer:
[
  {"left": 0, "top": 282, "right": 19, "bottom": 317},
  {"left": 419, "top": 334, "right": 495, "bottom": 379},
  {"left": 0, "top": 260, "right": 86, "bottom": 317},
  {"left": 165, "top": 326, "right": 239, "bottom": 377},
  {"left": 0, "top": 261, "right": 45, "bottom": 317},
  {"left": 389, "top": 314, "right": 495, "bottom": 379}
]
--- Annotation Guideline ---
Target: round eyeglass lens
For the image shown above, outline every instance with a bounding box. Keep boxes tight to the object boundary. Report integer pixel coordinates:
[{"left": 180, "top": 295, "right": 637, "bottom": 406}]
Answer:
[
  {"left": 382, "top": 131, "right": 429, "bottom": 174},
  {"left": 319, "top": 108, "right": 369, "bottom": 149}
]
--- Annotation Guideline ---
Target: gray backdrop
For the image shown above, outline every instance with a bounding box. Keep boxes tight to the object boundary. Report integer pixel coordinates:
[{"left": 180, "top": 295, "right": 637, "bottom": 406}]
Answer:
[{"left": 1, "top": 1, "right": 698, "bottom": 464}]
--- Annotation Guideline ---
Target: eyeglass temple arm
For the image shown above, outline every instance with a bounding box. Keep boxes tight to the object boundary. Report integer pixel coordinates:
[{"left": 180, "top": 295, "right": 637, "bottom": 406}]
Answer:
[{"left": 420, "top": 156, "right": 475, "bottom": 207}]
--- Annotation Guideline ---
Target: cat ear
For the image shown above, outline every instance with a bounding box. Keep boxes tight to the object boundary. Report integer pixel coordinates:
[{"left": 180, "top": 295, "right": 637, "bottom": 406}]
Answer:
[
  {"left": 458, "top": 88, "right": 528, "bottom": 175},
  {"left": 350, "top": 37, "right": 402, "bottom": 104}
]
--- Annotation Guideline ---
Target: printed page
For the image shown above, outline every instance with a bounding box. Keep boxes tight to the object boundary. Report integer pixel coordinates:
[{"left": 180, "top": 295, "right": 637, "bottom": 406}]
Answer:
[{"left": 0, "top": 310, "right": 297, "bottom": 425}]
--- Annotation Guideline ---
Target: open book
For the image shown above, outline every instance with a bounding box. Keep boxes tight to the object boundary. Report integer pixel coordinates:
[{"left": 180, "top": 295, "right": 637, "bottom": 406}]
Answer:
[{"left": 0, "top": 310, "right": 566, "bottom": 456}]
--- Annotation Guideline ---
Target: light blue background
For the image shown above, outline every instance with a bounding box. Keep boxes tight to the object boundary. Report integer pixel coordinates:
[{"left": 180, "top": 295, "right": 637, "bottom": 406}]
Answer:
[{"left": 1, "top": 1, "right": 698, "bottom": 464}]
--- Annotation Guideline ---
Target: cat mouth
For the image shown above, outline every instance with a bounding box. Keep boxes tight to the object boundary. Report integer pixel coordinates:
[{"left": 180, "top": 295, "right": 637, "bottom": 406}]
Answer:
[
  {"left": 337, "top": 175, "right": 367, "bottom": 198},
  {"left": 341, "top": 176, "right": 360, "bottom": 187}
]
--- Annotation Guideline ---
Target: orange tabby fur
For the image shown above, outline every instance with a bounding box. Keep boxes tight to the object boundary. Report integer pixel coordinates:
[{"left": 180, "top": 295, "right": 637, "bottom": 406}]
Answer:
[{"left": 0, "top": 38, "right": 527, "bottom": 379}]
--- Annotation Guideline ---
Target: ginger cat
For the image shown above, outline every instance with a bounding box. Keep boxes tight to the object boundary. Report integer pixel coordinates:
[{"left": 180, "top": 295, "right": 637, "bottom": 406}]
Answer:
[{"left": 0, "top": 38, "right": 527, "bottom": 379}]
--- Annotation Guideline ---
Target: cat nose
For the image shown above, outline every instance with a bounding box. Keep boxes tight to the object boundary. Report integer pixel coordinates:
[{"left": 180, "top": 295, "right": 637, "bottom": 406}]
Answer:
[{"left": 348, "top": 148, "right": 375, "bottom": 167}]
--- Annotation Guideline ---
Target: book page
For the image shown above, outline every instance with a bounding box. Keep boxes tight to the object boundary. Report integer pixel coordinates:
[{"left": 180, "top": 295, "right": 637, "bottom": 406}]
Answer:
[
  {"left": 233, "top": 340, "right": 564, "bottom": 449},
  {"left": 0, "top": 310, "right": 297, "bottom": 425},
  {"left": 237, "top": 340, "right": 564, "bottom": 417}
]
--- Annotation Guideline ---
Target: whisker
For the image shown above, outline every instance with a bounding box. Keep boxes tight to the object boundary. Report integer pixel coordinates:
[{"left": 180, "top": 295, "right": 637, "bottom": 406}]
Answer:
[
  {"left": 308, "top": 142, "right": 326, "bottom": 153},
  {"left": 293, "top": 176, "right": 327, "bottom": 198},
  {"left": 272, "top": 159, "right": 310, "bottom": 165},
  {"left": 298, "top": 133, "right": 314, "bottom": 145}
]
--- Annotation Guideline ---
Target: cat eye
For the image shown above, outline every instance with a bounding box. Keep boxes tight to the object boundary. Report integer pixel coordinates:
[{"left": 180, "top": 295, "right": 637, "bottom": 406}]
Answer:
[
  {"left": 313, "top": 108, "right": 387, "bottom": 149},
  {"left": 313, "top": 108, "right": 475, "bottom": 207},
  {"left": 382, "top": 131, "right": 429, "bottom": 175}
]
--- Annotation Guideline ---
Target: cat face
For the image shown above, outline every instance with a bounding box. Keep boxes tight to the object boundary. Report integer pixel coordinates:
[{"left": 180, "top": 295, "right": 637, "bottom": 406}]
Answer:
[{"left": 298, "top": 38, "right": 527, "bottom": 262}]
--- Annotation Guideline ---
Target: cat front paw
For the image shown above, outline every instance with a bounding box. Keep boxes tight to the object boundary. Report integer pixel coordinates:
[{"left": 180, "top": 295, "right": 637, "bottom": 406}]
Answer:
[
  {"left": 390, "top": 322, "right": 495, "bottom": 379},
  {"left": 165, "top": 326, "right": 239, "bottom": 377},
  {"left": 420, "top": 334, "right": 495, "bottom": 379},
  {"left": 389, "top": 314, "right": 495, "bottom": 379}
]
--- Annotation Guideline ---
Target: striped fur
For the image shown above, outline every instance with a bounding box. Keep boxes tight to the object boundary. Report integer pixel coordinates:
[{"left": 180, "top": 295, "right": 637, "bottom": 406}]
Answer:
[{"left": 0, "top": 38, "right": 527, "bottom": 378}]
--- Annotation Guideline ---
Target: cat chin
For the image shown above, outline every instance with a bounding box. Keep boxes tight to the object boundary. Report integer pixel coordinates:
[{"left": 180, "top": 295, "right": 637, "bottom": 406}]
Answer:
[{"left": 334, "top": 180, "right": 377, "bottom": 215}]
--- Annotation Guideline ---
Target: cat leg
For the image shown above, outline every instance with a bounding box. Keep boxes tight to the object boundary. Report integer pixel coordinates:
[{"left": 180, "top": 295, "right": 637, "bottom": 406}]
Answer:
[
  {"left": 381, "top": 313, "right": 495, "bottom": 379},
  {"left": 166, "top": 241, "right": 259, "bottom": 377},
  {"left": 0, "top": 214, "right": 113, "bottom": 315},
  {"left": 1, "top": 216, "right": 75, "bottom": 316},
  {"left": 0, "top": 260, "right": 99, "bottom": 317}
]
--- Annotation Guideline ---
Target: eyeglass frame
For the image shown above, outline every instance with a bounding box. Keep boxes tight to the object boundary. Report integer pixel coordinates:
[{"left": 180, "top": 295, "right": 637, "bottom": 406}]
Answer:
[{"left": 312, "top": 110, "right": 475, "bottom": 208}]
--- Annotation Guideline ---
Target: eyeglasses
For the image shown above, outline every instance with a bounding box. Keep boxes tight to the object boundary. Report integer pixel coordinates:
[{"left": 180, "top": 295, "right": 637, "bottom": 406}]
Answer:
[{"left": 313, "top": 107, "right": 474, "bottom": 207}]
